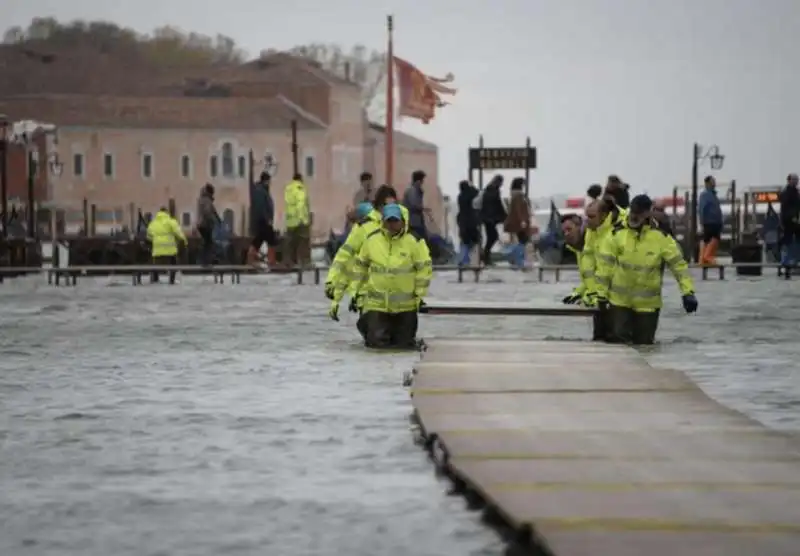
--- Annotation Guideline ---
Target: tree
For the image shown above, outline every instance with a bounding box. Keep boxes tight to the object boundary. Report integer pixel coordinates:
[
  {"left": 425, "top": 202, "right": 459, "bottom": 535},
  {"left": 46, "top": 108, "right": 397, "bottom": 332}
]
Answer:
[
  {"left": 2, "top": 17, "right": 246, "bottom": 66},
  {"left": 282, "top": 43, "right": 387, "bottom": 120}
]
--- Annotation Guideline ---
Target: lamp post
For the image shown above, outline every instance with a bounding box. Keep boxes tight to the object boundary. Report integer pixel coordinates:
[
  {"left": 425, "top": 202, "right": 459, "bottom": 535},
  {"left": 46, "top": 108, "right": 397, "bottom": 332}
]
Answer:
[
  {"left": 0, "top": 114, "right": 8, "bottom": 239},
  {"left": 690, "top": 143, "right": 725, "bottom": 263}
]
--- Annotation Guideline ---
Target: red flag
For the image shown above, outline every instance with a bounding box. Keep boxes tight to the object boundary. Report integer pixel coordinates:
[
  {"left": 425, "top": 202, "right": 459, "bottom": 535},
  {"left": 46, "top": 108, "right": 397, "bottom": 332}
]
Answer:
[{"left": 393, "top": 56, "right": 456, "bottom": 124}]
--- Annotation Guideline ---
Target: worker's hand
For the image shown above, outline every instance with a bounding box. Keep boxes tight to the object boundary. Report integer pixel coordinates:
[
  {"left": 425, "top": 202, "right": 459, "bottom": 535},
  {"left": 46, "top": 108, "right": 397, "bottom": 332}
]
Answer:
[
  {"left": 324, "top": 283, "right": 335, "bottom": 300},
  {"left": 562, "top": 293, "right": 581, "bottom": 305},
  {"left": 581, "top": 292, "right": 597, "bottom": 307},
  {"left": 348, "top": 296, "right": 360, "bottom": 313},
  {"left": 682, "top": 294, "right": 698, "bottom": 314},
  {"left": 416, "top": 299, "right": 427, "bottom": 313},
  {"left": 328, "top": 301, "right": 340, "bottom": 322}
]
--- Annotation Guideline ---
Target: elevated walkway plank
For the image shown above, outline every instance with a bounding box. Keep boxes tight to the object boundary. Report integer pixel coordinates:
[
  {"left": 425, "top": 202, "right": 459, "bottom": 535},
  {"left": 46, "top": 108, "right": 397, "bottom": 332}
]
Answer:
[{"left": 410, "top": 339, "right": 800, "bottom": 556}]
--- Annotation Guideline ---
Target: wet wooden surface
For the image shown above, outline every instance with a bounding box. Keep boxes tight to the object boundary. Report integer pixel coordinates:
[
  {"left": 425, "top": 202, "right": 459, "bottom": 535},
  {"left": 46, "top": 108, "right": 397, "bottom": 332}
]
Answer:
[{"left": 410, "top": 339, "right": 800, "bottom": 556}]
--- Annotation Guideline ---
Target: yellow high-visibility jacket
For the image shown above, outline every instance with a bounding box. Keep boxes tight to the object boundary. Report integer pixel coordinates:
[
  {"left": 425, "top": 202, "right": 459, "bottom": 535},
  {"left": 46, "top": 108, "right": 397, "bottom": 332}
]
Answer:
[
  {"left": 580, "top": 208, "right": 627, "bottom": 297},
  {"left": 595, "top": 221, "right": 694, "bottom": 312},
  {"left": 146, "top": 211, "right": 187, "bottom": 257},
  {"left": 350, "top": 226, "right": 433, "bottom": 314},
  {"left": 284, "top": 179, "right": 310, "bottom": 229},
  {"left": 327, "top": 210, "right": 381, "bottom": 300}
]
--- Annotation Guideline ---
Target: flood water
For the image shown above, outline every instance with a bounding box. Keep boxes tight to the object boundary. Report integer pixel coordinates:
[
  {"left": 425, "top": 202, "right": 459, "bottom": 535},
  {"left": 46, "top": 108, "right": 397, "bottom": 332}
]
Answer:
[{"left": 1, "top": 269, "right": 798, "bottom": 556}]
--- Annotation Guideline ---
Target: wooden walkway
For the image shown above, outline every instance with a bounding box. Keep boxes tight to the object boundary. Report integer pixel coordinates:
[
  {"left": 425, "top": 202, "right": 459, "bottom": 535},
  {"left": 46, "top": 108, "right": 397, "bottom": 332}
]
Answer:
[{"left": 408, "top": 339, "right": 800, "bottom": 556}]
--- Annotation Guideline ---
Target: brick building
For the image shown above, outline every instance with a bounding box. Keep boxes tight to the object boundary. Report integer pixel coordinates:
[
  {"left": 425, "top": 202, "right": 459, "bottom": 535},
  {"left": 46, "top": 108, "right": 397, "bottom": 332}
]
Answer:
[{"left": 0, "top": 45, "right": 445, "bottom": 238}]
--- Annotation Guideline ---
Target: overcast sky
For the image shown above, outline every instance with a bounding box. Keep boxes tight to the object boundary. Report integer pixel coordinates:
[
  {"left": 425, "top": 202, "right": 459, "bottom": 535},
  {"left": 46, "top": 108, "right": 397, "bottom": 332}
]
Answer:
[{"left": 6, "top": 0, "right": 799, "bottom": 199}]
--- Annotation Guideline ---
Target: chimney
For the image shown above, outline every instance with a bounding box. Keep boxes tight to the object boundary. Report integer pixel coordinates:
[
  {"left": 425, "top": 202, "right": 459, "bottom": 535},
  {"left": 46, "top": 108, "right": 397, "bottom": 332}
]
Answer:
[{"left": 344, "top": 62, "right": 351, "bottom": 82}]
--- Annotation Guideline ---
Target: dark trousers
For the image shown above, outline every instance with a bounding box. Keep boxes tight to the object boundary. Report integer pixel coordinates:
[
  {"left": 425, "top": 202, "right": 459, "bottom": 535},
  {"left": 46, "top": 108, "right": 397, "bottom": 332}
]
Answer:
[
  {"left": 606, "top": 305, "right": 660, "bottom": 345},
  {"left": 363, "top": 310, "right": 418, "bottom": 349},
  {"left": 151, "top": 255, "right": 177, "bottom": 284},
  {"left": 285, "top": 224, "right": 310, "bottom": 267},
  {"left": 592, "top": 310, "right": 609, "bottom": 341},
  {"left": 198, "top": 226, "right": 214, "bottom": 265},
  {"left": 482, "top": 222, "right": 499, "bottom": 264},
  {"left": 356, "top": 312, "right": 368, "bottom": 341}
]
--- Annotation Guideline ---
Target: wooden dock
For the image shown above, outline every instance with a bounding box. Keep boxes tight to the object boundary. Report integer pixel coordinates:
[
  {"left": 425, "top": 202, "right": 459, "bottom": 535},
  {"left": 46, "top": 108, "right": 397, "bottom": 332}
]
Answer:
[{"left": 408, "top": 339, "right": 800, "bottom": 555}]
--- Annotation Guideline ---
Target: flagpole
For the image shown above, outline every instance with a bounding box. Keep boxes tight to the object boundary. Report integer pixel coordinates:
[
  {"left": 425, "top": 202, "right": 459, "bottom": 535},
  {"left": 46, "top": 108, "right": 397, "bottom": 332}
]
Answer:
[{"left": 385, "top": 14, "right": 395, "bottom": 187}]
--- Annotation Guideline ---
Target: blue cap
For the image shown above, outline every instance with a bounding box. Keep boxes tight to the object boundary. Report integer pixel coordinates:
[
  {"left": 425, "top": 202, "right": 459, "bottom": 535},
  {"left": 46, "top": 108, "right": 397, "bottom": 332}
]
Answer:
[
  {"left": 356, "top": 202, "right": 373, "bottom": 220},
  {"left": 382, "top": 203, "right": 403, "bottom": 221}
]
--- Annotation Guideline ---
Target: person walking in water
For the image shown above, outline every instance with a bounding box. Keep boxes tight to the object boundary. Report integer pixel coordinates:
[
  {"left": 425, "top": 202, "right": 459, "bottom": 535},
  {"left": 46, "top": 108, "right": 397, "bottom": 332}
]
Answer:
[
  {"left": 595, "top": 195, "right": 697, "bottom": 345},
  {"left": 698, "top": 175, "right": 723, "bottom": 265},
  {"left": 284, "top": 173, "right": 311, "bottom": 268},
  {"left": 779, "top": 173, "right": 800, "bottom": 277},
  {"left": 403, "top": 170, "right": 427, "bottom": 241},
  {"left": 456, "top": 180, "right": 481, "bottom": 266},
  {"left": 479, "top": 175, "right": 507, "bottom": 266},
  {"left": 353, "top": 172, "right": 374, "bottom": 206},
  {"left": 504, "top": 177, "right": 531, "bottom": 269},
  {"left": 247, "top": 172, "right": 276, "bottom": 267},
  {"left": 196, "top": 184, "right": 221, "bottom": 266},
  {"left": 147, "top": 207, "right": 187, "bottom": 284}
]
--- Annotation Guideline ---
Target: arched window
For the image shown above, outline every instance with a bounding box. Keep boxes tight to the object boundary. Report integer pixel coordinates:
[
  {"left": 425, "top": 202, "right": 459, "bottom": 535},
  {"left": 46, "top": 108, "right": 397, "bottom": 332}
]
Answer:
[
  {"left": 221, "top": 142, "right": 234, "bottom": 177},
  {"left": 222, "top": 208, "right": 235, "bottom": 232}
]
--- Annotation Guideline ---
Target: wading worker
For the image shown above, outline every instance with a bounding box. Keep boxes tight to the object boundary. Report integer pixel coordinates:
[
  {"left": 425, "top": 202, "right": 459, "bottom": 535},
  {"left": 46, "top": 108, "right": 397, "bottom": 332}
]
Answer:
[
  {"left": 284, "top": 173, "right": 311, "bottom": 268},
  {"left": 246, "top": 172, "right": 276, "bottom": 267},
  {"left": 336, "top": 203, "right": 432, "bottom": 349},
  {"left": 574, "top": 199, "right": 627, "bottom": 340},
  {"left": 595, "top": 195, "right": 698, "bottom": 345},
  {"left": 147, "top": 207, "right": 187, "bottom": 284}
]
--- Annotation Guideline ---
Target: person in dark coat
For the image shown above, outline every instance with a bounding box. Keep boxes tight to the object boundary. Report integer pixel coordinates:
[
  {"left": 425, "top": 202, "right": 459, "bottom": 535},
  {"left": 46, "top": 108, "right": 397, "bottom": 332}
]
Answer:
[
  {"left": 456, "top": 180, "right": 481, "bottom": 266},
  {"left": 196, "top": 183, "right": 221, "bottom": 266},
  {"left": 479, "top": 175, "right": 507, "bottom": 265},
  {"left": 604, "top": 175, "right": 630, "bottom": 209},
  {"left": 247, "top": 172, "right": 276, "bottom": 266},
  {"left": 779, "top": 173, "right": 800, "bottom": 273}
]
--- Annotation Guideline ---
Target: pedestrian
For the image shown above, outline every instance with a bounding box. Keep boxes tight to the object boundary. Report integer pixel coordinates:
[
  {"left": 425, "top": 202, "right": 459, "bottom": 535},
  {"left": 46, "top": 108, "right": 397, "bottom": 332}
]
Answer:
[
  {"left": 456, "top": 180, "right": 481, "bottom": 266},
  {"left": 604, "top": 175, "right": 630, "bottom": 209},
  {"left": 503, "top": 177, "right": 531, "bottom": 268},
  {"left": 147, "top": 207, "right": 187, "bottom": 284},
  {"left": 247, "top": 172, "right": 276, "bottom": 267},
  {"left": 698, "top": 175, "right": 723, "bottom": 265},
  {"left": 353, "top": 172, "right": 374, "bottom": 206},
  {"left": 479, "top": 175, "right": 507, "bottom": 265},
  {"left": 284, "top": 173, "right": 311, "bottom": 268},
  {"left": 196, "top": 184, "right": 221, "bottom": 266},
  {"left": 402, "top": 170, "right": 427, "bottom": 241},
  {"left": 779, "top": 173, "right": 800, "bottom": 276}
]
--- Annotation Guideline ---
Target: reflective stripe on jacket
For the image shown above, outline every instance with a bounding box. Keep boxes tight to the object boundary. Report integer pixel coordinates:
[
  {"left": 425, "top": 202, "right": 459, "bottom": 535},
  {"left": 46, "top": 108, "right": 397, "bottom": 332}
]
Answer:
[
  {"left": 595, "top": 220, "right": 694, "bottom": 312},
  {"left": 146, "top": 211, "right": 187, "bottom": 257},
  {"left": 350, "top": 227, "right": 433, "bottom": 313},
  {"left": 284, "top": 180, "right": 310, "bottom": 229}
]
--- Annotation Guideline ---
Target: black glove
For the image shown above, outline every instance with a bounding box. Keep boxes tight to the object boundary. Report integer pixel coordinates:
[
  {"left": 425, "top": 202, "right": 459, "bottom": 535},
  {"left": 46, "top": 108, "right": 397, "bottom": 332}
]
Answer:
[
  {"left": 682, "top": 294, "right": 698, "bottom": 314},
  {"left": 348, "top": 297, "right": 359, "bottom": 313},
  {"left": 562, "top": 293, "right": 581, "bottom": 305},
  {"left": 417, "top": 299, "right": 427, "bottom": 313},
  {"left": 324, "top": 284, "right": 335, "bottom": 300},
  {"left": 595, "top": 296, "right": 609, "bottom": 312}
]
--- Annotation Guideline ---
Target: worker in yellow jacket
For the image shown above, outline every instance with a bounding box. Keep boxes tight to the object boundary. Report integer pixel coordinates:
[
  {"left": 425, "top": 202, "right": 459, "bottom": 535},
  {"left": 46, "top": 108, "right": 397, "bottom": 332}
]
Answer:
[
  {"left": 331, "top": 203, "right": 432, "bottom": 349},
  {"left": 595, "top": 195, "right": 698, "bottom": 345},
  {"left": 146, "top": 207, "right": 187, "bottom": 284},
  {"left": 284, "top": 173, "right": 311, "bottom": 268},
  {"left": 560, "top": 199, "right": 627, "bottom": 340}
]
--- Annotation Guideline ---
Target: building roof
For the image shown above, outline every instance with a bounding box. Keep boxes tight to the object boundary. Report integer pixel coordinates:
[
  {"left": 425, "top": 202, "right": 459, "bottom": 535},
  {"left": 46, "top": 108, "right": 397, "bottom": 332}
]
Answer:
[
  {"left": 0, "top": 94, "right": 326, "bottom": 130},
  {"left": 368, "top": 122, "right": 438, "bottom": 152}
]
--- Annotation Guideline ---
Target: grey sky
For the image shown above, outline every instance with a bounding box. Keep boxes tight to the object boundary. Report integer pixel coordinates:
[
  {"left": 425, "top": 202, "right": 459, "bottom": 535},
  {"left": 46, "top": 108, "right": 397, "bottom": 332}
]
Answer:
[{"left": 6, "top": 0, "right": 799, "bottom": 199}]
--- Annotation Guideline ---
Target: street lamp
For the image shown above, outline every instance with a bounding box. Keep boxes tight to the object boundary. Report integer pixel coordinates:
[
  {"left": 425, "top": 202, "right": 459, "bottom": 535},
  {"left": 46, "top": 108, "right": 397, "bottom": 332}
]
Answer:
[{"left": 689, "top": 143, "right": 725, "bottom": 263}]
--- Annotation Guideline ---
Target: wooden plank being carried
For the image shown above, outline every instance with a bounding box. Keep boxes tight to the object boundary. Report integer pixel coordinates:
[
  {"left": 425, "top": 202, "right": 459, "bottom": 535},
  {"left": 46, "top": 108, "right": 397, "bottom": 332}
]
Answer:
[{"left": 410, "top": 339, "right": 800, "bottom": 556}]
